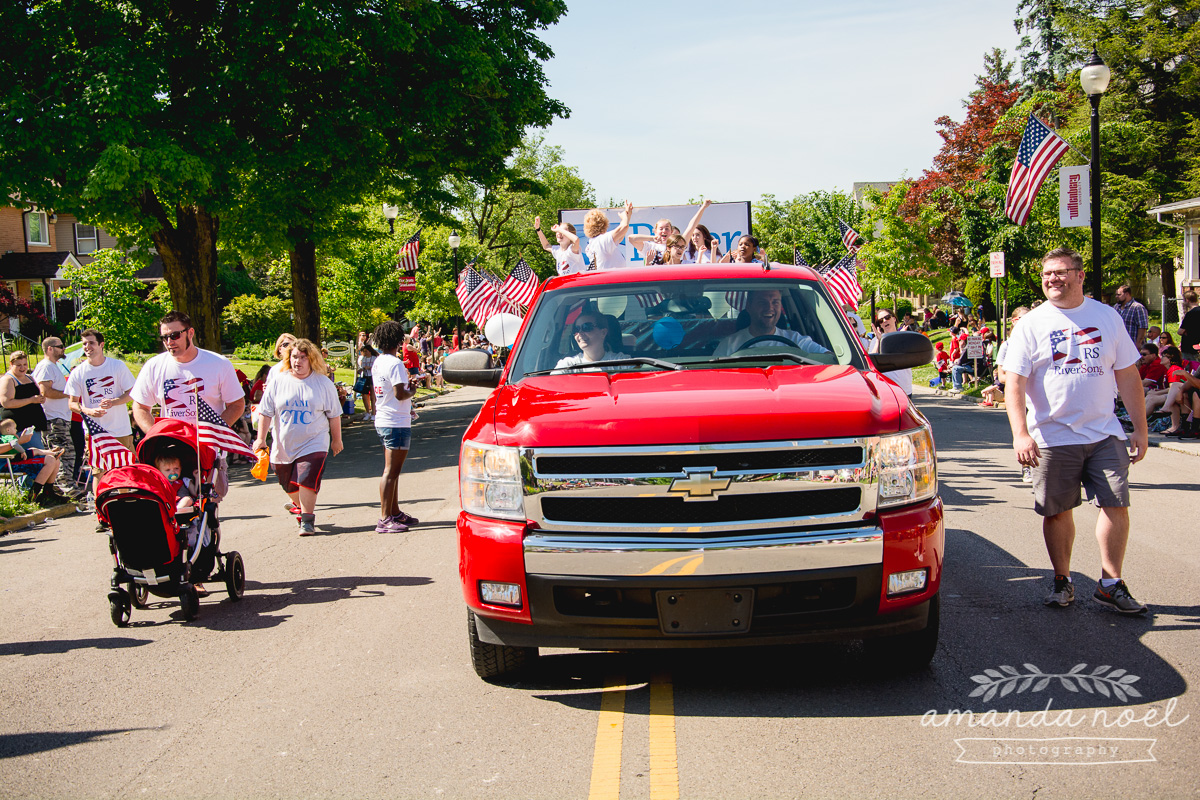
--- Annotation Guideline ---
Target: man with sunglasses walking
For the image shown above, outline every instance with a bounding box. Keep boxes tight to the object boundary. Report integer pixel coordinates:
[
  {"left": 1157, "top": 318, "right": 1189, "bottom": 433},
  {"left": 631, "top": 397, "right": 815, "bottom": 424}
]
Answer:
[
  {"left": 132, "top": 311, "right": 246, "bottom": 498},
  {"left": 1002, "top": 248, "right": 1149, "bottom": 615},
  {"left": 66, "top": 329, "right": 137, "bottom": 505}
]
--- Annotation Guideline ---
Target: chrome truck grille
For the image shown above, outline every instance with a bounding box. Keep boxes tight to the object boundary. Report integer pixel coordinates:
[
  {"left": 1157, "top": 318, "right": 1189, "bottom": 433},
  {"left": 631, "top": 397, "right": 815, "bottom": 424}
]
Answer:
[{"left": 521, "top": 439, "right": 884, "bottom": 577}]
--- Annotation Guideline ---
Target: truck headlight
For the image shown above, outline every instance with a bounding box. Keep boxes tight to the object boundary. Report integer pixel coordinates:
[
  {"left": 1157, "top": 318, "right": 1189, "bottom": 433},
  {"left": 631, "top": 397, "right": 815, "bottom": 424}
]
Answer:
[
  {"left": 461, "top": 441, "right": 525, "bottom": 520},
  {"left": 874, "top": 427, "right": 936, "bottom": 508}
]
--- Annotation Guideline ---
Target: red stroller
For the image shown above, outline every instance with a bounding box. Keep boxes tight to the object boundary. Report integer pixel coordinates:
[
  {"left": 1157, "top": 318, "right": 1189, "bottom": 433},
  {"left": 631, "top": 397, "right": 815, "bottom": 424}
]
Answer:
[{"left": 99, "top": 419, "right": 245, "bottom": 625}]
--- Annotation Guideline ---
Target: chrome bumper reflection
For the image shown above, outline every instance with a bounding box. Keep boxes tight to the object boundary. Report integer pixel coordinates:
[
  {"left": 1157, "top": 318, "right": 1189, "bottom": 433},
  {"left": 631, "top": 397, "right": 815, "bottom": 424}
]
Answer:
[{"left": 524, "top": 528, "right": 883, "bottom": 577}]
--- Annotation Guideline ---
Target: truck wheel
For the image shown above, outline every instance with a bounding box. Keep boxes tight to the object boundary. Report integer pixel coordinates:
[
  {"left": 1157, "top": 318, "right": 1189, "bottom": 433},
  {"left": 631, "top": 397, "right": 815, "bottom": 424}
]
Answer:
[
  {"left": 468, "top": 611, "right": 537, "bottom": 681},
  {"left": 866, "top": 593, "right": 939, "bottom": 670}
]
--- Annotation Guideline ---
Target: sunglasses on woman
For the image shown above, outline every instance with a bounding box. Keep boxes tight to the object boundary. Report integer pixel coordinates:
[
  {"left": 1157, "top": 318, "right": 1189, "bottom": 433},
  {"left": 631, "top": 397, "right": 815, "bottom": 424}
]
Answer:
[{"left": 573, "top": 321, "right": 601, "bottom": 334}]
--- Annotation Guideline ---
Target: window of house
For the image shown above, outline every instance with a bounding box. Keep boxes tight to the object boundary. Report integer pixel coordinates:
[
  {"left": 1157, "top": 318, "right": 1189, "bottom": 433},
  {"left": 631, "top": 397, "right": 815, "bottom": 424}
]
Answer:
[
  {"left": 29, "top": 285, "right": 46, "bottom": 313},
  {"left": 75, "top": 224, "right": 99, "bottom": 255},
  {"left": 25, "top": 212, "right": 49, "bottom": 246}
]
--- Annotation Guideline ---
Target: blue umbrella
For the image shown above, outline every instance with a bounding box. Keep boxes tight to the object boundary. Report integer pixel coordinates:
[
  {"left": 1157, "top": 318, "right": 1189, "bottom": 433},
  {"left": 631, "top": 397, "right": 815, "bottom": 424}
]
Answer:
[{"left": 941, "top": 291, "right": 973, "bottom": 308}]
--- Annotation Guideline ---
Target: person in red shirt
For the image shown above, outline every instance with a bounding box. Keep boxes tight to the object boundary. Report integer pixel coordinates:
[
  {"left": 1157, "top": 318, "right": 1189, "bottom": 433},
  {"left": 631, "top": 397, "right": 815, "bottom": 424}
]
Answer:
[
  {"left": 934, "top": 342, "right": 950, "bottom": 384},
  {"left": 1136, "top": 343, "right": 1166, "bottom": 391},
  {"left": 402, "top": 338, "right": 421, "bottom": 374}
]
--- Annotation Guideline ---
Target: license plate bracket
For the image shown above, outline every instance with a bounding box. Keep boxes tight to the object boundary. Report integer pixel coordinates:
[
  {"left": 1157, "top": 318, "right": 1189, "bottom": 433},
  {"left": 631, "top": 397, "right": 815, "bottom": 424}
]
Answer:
[{"left": 655, "top": 588, "right": 754, "bottom": 635}]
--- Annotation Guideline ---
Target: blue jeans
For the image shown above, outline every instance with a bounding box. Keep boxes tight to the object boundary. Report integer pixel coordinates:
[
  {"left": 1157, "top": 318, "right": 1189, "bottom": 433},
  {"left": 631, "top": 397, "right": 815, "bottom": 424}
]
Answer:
[{"left": 952, "top": 364, "right": 975, "bottom": 390}]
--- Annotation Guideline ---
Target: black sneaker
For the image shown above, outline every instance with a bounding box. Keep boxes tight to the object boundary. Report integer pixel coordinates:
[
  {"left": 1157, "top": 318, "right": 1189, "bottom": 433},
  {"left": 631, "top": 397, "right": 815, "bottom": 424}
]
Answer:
[
  {"left": 1044, "top": 575, "right": 1075, "bottom": 607},
  {"left": 1093, "top": 580, "right": 1147, "bottom": 614}
]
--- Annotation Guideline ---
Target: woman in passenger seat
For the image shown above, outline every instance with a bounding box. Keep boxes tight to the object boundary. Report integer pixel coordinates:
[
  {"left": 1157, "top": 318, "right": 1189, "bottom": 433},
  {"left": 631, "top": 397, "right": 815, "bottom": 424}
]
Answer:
[{"left": 553, "top": 310, "right": 630, "bottom": 371}]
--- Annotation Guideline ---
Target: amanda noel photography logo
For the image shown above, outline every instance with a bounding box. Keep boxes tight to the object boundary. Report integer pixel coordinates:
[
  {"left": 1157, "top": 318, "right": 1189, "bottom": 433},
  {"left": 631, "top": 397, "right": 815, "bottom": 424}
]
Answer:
[{"left": 919, "top": 663, "right": 1190, "bottom": 765}]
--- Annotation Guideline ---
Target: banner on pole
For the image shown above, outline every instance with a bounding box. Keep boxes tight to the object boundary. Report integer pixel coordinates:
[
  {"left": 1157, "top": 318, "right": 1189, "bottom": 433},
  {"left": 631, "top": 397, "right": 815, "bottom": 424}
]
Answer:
[{"left": 1059, "top": 165, "right": 1090, "bottom": 228}]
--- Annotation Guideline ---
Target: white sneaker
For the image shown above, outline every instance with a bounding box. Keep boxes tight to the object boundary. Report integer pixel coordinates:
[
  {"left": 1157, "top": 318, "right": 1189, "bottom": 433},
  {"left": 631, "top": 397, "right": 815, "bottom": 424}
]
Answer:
[
  {"left": 362, "top": 413, "right": 373, "bottom": 421},
  {"left": 1021, "top": 466, "right": 1033, "bottom": 483}
]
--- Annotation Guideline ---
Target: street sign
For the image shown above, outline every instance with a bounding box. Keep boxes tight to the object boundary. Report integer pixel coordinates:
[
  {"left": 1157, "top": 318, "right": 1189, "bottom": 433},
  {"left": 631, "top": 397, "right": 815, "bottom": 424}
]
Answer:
[
  {"left": 989, "top": 252, "right": 1005, "bottom": 279},
  {"left": 966, "top": 335, "right": 984, "bottom": 360}
]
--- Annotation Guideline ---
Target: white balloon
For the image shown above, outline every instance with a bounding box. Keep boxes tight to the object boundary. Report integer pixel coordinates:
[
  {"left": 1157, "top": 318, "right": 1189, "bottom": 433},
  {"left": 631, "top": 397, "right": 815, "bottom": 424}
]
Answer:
[{"left": 484, "top": 313, "right": 525, "bottom": 348}]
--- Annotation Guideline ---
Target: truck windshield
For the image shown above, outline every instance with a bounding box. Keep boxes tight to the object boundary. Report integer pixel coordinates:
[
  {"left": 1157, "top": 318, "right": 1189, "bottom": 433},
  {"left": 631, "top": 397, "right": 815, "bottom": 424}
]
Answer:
[{"left": 506, "top": 278, "right": 866, "bottom": 381}]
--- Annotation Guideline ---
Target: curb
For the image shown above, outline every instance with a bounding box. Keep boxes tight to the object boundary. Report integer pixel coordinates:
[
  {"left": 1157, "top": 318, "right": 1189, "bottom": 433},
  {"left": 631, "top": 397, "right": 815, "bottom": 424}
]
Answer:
[{"left": 0, "top": 502, "right": 80, "bottom": 535}]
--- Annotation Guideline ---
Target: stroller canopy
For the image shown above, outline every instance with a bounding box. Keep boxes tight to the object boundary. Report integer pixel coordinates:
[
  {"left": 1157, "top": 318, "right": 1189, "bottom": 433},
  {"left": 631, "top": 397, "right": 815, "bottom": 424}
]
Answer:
[{"left": 135, "top": 418, "right": 217, "bottom": 476}]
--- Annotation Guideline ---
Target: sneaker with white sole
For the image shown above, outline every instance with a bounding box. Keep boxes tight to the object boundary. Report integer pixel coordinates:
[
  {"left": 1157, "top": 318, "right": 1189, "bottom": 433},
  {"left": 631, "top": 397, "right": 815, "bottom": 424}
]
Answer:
[
  {"left": 299, "top": 514, "right": 316, "bottom": 535},
  {"left": 1021, "top": 466, "right": 1033, "bottom": 483},
  {"left": 1093, "top": 580, "right": 1147, "bottom": 614},
  {"left": 379, "top": 517, "right": 409, "bottom": 534},
  {"left": 1044, "top": 575, "right": 1074, "bottom": 607}
]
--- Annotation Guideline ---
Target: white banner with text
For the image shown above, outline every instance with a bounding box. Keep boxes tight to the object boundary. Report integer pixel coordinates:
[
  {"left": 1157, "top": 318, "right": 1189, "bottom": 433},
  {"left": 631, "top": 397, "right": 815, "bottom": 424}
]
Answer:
[{"left": 1059, "top": 165, "right": 1090, "bottom": 228}]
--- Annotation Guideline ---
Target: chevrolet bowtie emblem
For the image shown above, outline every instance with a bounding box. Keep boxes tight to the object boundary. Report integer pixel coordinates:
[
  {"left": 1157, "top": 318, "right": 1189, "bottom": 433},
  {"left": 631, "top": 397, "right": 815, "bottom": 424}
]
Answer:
[{"left": 668, "top": 469, "right": 730, "bottom": 501}]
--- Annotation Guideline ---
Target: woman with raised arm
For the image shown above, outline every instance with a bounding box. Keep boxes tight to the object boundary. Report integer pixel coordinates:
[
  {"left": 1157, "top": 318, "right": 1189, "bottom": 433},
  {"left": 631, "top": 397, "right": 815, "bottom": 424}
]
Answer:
[
  {"left": 583, "top": 200, "right": 634, "bottom": 271},
  {"left": 684, "top": 224, "right": 722, "bottom": 264},
  {"left": 535, "top": 216, "right": 585, "bottom": 276}
]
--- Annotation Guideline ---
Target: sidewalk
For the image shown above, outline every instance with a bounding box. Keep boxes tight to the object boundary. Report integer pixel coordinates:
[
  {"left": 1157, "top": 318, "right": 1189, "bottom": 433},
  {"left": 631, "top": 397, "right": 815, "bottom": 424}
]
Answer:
[{"left": 914, "top": 384, "right": 1200, "bottom": 458}]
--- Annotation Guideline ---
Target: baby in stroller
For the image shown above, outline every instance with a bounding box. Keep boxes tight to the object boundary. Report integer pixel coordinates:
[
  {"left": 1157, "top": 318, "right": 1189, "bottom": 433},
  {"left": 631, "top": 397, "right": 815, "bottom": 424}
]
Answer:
[{"left": 151, "top": 449, "right": 207, "bottom": 595}]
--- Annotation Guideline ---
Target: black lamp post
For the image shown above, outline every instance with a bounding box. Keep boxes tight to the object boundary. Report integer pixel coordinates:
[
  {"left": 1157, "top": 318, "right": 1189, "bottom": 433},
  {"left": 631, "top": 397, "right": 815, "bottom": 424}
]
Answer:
[
  {"left": 382, "top": 203, "right": 399, "bottom": 235},
  {"left": 1080, "top": 46, "right": 1111, "bottom": 300},
  {"left": 449, "top": 230, "right": 460, "bottom": 275}
]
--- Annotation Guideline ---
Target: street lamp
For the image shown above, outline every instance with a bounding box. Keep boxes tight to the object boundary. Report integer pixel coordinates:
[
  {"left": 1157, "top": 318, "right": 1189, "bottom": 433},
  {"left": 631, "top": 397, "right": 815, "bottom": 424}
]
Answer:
[
  {"left": 1080, "top": 46, "right": 1111, "bottom": 300},
  {"left": 448, "top": 230, "right": 460, "bottom": 275},
  {"left": 382, "top": 204, "right": 399, "bottom": 235}
]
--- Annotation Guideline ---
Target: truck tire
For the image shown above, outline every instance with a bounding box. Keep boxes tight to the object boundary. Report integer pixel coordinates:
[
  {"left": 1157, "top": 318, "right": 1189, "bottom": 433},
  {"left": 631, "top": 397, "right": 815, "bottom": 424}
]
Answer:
[
  {"left": 865, "top": 593, "right": 940, "bottom": 670},
  {"left": 468, "top": 611, "right": 537, "bottom": 681}
]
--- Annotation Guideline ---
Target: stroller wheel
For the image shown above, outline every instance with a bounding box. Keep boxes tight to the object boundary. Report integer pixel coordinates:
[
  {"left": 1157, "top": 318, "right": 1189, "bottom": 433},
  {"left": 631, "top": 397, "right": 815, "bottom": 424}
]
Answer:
[
  {"left": 180, "top": 584, "right": 200, "bottom": 621},
  {"left": 108, "top": 590, "right": 132, "bottom": 627},
  {"left": 224, "top": 551, "right": 245, "bottom": 601},
  {"left": 126, "top": 582, "right": 149, "bottom": 609}
]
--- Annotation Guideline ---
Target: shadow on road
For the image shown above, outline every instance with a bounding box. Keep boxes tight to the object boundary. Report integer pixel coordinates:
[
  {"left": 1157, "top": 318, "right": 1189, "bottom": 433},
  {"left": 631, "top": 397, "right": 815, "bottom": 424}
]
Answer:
[
  {"left": 0, "top": 728, "right": 156, "bottom": 759},
  {"left": 0, "top": 637, "right": 154, "bottom": 657}
]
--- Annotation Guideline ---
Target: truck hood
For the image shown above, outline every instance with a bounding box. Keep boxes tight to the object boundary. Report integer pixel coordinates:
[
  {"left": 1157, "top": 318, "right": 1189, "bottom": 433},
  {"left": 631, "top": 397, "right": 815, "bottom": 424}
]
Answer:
[{"left": 485, "top": 366, "right": 907, "bottom": 448}]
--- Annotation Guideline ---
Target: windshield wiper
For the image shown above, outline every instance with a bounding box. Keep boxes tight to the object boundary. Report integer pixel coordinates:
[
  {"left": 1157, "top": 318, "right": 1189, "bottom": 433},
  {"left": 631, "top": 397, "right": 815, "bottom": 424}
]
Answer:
[
  {"left": 709, "top": 353, "right": 824, "bottom": 367},
  {"left": 525, "top": 357, "right": 682, "bottom": 376}
]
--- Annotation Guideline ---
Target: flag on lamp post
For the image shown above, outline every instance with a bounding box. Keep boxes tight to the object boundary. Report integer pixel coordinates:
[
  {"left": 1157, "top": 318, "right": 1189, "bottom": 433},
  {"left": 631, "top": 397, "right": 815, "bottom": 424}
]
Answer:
[{"left": 1005, "top": 115, "right": 1072, "bottom": 226}]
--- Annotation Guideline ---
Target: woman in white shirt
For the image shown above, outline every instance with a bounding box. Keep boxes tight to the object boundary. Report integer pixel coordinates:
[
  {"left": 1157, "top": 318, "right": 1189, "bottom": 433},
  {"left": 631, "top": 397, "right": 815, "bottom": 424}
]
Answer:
[
  {"left": 583, "top": 200, "right": 634, "bottom": 271},
  {"left": 534, "top": 216, "right": 585, "bottom": 276},
  {"left": 683, "top": 224, "right": 722, "bottom": 264}
]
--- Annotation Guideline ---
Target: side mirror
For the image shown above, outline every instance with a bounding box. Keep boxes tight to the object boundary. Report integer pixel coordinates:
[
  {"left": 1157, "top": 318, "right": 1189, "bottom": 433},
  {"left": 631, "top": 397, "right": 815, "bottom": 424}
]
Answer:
[
  {"left": 443, "top": 348, "right": 502, "bottom": 388},
  {"left": 871, "top": 331, "right": 934, "bottom": 371}
]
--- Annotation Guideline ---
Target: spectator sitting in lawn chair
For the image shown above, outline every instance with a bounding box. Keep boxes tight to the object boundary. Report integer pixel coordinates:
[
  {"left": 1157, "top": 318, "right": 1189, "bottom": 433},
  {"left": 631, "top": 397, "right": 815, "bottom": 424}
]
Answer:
[{"left": 0, "top": 418, "right": 68, "bottom": 505}]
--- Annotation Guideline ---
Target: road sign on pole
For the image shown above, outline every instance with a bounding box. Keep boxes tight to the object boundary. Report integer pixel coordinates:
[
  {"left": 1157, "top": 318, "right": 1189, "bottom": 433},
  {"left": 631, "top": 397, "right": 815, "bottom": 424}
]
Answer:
[{"left": 989, "top": 252, "right": 1006, "bottom": 279}]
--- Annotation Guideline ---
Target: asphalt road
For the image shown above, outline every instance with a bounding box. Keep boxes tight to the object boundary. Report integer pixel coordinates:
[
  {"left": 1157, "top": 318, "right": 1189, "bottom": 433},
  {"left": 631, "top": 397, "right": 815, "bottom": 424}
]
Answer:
[{"left": 1, "top": 388, "right": 1197, "bottom": 799}]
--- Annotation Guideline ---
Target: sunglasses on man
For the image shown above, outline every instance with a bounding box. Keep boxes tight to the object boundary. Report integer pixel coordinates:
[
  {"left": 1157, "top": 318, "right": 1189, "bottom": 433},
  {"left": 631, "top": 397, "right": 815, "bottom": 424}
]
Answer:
[{"left": 160, "top": 329, "right": 189, "bottom": 342}]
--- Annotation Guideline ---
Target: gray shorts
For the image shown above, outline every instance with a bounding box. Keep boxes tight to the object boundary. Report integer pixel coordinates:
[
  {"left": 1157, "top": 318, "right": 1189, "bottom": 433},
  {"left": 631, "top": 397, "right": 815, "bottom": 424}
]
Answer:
[{"left": 1031, "top": 435, "right": 1130, "bottom": 517}]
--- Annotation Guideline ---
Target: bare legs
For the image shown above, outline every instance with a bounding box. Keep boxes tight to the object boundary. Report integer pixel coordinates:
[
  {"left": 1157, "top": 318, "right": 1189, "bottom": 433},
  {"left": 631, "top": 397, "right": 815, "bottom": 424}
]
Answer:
[{"left": 1043, "top": 505, "right": 1129, "bottom": 579}]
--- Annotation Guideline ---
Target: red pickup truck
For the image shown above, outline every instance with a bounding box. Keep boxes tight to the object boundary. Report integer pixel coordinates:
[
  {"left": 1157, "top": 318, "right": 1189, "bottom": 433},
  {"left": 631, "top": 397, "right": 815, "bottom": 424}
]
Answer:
[{"left": 444, "top": 262, "right": 941, "bottom": 679}]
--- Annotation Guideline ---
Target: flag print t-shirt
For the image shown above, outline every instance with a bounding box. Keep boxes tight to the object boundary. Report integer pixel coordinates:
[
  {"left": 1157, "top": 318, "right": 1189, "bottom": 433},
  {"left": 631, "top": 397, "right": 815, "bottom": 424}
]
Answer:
[
  {"left": 1001, "top": 298, "right": 1139, "bottom": 448},
  {"left": 131, "top": 348, "right": 244, "bottom": 423},
  {"left": 552, "top": 244, "right": 585, "bottom": 276},
  {"left": 65, "top": 357, "right": 136, "bottom": 436},
  {"left": 256, "top": 371, "right": 341, "bottom": 464}
]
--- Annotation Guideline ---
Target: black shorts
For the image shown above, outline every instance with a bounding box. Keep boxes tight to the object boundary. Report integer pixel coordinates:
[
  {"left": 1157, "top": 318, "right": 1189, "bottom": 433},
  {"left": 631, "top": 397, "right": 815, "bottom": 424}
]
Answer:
[{"left": 275, "top": 452, "right": 328, "bottom": 494}]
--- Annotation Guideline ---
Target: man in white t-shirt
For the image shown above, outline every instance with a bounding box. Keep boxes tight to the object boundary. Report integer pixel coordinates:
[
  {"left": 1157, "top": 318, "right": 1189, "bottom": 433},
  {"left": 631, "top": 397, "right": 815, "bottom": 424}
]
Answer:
[
  {"left": 1003, "top": 247, "right": 1148, "bottom": 615},
  {"left": 534, "top": 216, "right": 585, "bottom": 276},
  {"left": 66, "top": 329, "right": 136, "bottom": 491},
  {"left": 370, "top": 320, "right": 420, "bottom": 534},
  {"left": 582, "top": 200, "right": 633, "bottom": 271},
  {"left": 34, "top": 335, "right": 83, "bottom": 500},
  {"left": 713, "top": 290, "right": 830, "bottom": 358},
  {"left": 131, "top": 311, "right": 246, "bottom": 500}
]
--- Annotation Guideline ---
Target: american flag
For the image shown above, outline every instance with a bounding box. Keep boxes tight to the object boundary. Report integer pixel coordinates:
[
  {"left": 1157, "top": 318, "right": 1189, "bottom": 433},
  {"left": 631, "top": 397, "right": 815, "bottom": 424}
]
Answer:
[
  {"left": 634, "top": 291, "right": 665, "bottom": 308},
  {"left": 824, "top": 254, "right": 863, "bottom": 307},
  {"left": 397, "top": 230, "right": 421, "bottom": 273},
  {"left": 500, "top": 258, "right": 539, "bottom": 308},
  {"left": 838, "top": 219, "right": 860, "bottom": 250},
  {"left": 83, "top": 415, "right": 134, "bottom": 472},
  {"left": 725, "top": 291, "right": 748, "bottom": 311},
  {"left": 456, "top": 265, "right": 504, "bottom": 326},
  {"left": 1005, "top": 115, "right": 1071, "bottom": 226},
  {"left": 793, "top": 247, "right": 808, "bottom": 267},
  {"left": 192, "top": 397, "right": 257, "bottom": 458}
]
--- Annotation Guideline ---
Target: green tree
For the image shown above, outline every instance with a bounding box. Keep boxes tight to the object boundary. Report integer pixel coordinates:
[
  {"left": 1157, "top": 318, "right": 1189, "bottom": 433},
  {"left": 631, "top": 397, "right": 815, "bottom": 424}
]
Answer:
[
  {"left": 220, "top": 295, "right": 293, "bottom": 348},
  {"left": 753, "top": 191, "right": 869, "bottom": 265},
  {"left": 858, "top": 183, "right": 946, "bottom": 303},
  {"left": 57, "top": 249, "right": 168, "bottom": 352},
  {"left": 0, "top": 0, "right": 568, "bottom": 348}
]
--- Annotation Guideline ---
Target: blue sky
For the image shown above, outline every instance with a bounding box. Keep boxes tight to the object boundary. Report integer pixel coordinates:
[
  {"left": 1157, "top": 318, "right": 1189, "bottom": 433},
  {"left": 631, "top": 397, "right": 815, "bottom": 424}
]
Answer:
[{"left": 537, "top": 0, "right": 1025, "bottom": 206}]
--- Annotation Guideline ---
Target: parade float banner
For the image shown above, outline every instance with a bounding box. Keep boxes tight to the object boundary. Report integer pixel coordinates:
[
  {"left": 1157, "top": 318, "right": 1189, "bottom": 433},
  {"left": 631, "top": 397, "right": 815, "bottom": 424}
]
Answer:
[{"left": 558, "top": 202, "right": 751, "bottom": 268}]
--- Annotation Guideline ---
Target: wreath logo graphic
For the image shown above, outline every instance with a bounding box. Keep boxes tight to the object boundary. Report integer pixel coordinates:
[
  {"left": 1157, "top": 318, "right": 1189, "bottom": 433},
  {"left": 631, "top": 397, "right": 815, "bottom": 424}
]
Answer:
[{"left": 969, "top": 664, "right": 1142, "bottom": 704}]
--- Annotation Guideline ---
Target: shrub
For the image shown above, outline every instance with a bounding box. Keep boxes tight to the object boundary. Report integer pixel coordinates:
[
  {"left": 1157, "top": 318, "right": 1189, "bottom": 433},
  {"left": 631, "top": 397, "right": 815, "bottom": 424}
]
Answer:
[
  {"left": 221, "top": 295, "right": 292, "bottom": 348},
  {"left": 233, "top": 341, "right": 276, "bottom": 362},
  {"left": 0, "top": 482, "right": 40, "bottom": 518}
]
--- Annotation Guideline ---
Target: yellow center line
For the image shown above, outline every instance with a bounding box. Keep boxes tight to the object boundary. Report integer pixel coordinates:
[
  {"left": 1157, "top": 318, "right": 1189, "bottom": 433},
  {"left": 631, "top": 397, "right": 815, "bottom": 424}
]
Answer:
[
  {"left": 649, "top": 672, "right": 679, "bottom": 800},
  {"left": 588, "top": 674, "right": 626, "bottom": 800}
]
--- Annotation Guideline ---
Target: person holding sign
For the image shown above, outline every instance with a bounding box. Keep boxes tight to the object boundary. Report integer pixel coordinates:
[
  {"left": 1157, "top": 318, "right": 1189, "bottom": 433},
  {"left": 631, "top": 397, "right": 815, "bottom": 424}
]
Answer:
[{"left": 252, "top": 339, "right": 343, "bottom": 536}]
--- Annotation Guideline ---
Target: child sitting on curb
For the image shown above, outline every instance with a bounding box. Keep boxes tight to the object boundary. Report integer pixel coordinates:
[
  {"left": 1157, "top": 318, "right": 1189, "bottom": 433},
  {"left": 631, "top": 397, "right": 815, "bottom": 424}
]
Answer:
[{"left": 0, "top": 419, "right": 67, "bottom": 506}]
